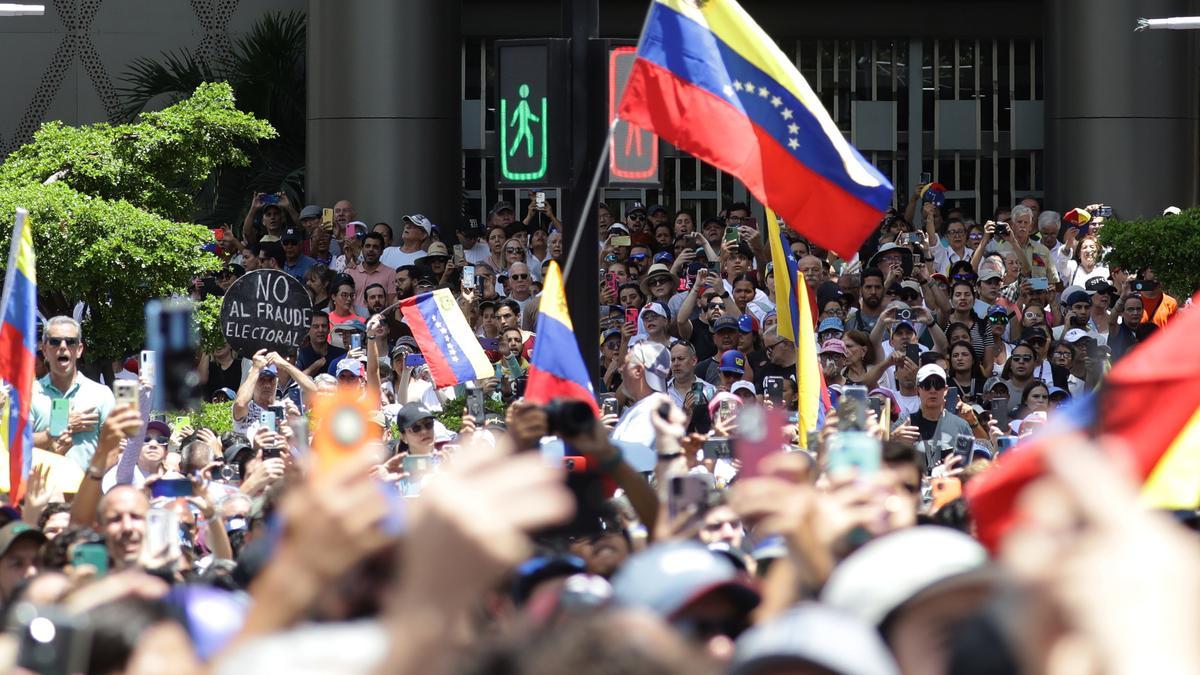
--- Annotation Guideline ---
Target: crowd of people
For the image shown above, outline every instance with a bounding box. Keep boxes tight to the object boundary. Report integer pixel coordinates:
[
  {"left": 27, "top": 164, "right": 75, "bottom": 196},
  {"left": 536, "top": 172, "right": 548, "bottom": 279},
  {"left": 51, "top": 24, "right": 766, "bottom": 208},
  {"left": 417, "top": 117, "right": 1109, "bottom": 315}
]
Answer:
[{"left": 0, "top": 183, "right": 1196, "bottom": 675}]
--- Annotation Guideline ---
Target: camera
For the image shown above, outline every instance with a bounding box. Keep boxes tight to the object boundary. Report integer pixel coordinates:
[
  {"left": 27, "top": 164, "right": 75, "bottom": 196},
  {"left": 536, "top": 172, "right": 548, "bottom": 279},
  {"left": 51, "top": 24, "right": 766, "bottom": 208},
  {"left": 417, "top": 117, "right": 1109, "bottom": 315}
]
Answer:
[
  {"left": 896, "top": 307, "right": 913, "bottom": 321},
  {"left": 1131, "top": 279, "right": 1157, "bottom": 292},
  {"left": 211, "top": 464, "right": 242, "bottom": 483},
  {"left": 1069, "top": 314, "right": 1089, "bottom": 328},
  {"left": 993, "top": 222, "right": 1010, "bottom": 238},
  {"left": 546, "top": 399, "right": 596, "bottom": 438}
]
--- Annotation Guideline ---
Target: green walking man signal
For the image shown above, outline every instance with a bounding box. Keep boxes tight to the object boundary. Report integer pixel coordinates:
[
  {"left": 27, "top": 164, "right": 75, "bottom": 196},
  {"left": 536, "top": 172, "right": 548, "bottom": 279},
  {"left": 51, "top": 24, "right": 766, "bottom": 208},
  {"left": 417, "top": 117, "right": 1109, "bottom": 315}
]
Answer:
[{"left": 500, "top": 83, "right": 548, "bottom": 181}]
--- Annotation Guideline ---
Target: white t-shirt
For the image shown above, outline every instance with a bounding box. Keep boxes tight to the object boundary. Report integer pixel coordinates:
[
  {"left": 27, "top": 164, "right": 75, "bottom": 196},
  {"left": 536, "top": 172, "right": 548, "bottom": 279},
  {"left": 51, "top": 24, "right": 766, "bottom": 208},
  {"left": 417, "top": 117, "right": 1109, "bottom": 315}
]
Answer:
[
  {"left": 463, "top": 241, "right": 491, "bottom": 264},
  {"left": 612, "top": 395, "right": 660, "bottom": 449},
  {"left": 380, "top": 247, "right": 425, "bottom": 269}
]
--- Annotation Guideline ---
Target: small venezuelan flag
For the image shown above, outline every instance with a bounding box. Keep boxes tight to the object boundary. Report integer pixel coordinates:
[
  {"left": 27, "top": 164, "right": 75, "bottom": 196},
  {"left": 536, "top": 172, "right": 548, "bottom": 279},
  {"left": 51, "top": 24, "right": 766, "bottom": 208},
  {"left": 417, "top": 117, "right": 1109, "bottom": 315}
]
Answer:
[
  {"left": 525, "top": 261, "right": 599, "bottom": 416},
  {"left": 618, "top": 0, "right": 894, "bottom": 258},
  {"left": 0, "top": 208, "right": 37, "bottom": 502},
  {"left": 399, "top": 289, "right": 494, "bottom": 389}
]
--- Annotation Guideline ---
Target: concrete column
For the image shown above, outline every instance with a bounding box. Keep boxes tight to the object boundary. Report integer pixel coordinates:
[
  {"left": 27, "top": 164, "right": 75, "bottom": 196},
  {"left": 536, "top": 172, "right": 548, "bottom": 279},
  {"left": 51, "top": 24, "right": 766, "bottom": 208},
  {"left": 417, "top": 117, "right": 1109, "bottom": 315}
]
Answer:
[
  {"left": 307, "top": 0, "right": 462, "bottom": 237},
  {"left": 1046, "top": 0, "right": 1197, "bottom": 217}
]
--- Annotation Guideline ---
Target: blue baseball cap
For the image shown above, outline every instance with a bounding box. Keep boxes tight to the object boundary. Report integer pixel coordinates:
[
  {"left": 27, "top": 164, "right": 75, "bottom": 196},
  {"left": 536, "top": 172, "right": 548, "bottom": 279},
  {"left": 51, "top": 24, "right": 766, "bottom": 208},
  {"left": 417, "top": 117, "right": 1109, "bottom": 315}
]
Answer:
[
  {"left": 720, "top": 350, "right": 747, "bottom": 375},
  {"left": 258, "top": 364, "right": 278, "bottom": 378},
  {"left": 653, "top": 251, "right": 675, "bottom": 264},
  {"left": 817, "top": 317, "right": 845, "bottom": 334}
]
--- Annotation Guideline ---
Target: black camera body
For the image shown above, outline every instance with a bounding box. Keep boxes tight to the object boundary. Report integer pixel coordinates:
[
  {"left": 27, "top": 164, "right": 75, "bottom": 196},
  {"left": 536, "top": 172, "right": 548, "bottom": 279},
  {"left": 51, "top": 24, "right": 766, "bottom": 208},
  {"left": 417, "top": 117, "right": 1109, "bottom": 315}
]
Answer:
[
  {"left": 546, "top": 399, "right": 596, "bottom": 438},
  {"left": 896, "top": 307, "right": 913, "bottom": 321},
  {"left": 994, "top": 222, "right": 1010, "bottom": 238}
]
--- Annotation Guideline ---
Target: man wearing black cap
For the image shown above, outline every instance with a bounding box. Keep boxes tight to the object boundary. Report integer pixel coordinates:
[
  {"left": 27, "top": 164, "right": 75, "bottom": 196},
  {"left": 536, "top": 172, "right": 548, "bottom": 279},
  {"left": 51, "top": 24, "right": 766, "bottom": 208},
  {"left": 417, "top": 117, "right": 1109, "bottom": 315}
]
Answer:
[
  {"left": 281, "top": 227, "right": 317, "bottom": 278},
  {"left": 458, "top": 217, "right": 491, "bottom": 264},
  {"left": 0, "top": 522, "right": 45, "bottom": 604},
  {"left": 488, "top": 201, "right": 516, "bottom": 230}
]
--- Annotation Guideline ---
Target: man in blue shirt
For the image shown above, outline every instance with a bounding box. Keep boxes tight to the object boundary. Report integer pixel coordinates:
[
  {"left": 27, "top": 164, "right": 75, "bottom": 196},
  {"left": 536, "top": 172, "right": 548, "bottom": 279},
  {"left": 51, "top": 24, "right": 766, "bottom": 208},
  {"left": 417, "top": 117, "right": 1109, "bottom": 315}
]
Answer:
[
  {"left": 31, "top": 316, "right": 115, "bottom": 470},
  {"left": 281, "top": 227, "right": 317, "bottom": 279}
]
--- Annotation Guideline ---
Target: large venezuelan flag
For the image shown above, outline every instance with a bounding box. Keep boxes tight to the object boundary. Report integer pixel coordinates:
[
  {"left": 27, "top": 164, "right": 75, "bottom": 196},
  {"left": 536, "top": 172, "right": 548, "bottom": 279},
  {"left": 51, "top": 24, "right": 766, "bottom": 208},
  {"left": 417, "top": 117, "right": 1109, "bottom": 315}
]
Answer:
[
  {"left": 618, "top": 0, "right": 894, "bottom": 258},
  {"left": 967, "top": 296, "right": 1200, "bottom": 552},
  {"left": 525, "top": 261, "right": 599, "bottom": 416},
  {"left": 399, "top": 289, "right": 493, "bottom": 389},
  {"left": 0, "top": 209, "right": 37, "bottom": 503}
]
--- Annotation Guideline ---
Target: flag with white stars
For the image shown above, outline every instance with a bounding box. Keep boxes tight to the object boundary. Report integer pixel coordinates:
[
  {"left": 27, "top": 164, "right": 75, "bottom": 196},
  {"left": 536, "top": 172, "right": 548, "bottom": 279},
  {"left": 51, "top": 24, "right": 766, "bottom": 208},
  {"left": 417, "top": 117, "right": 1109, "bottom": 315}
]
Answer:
[{"left": 399, "top": 289, "right": 495, "bottom": 388}]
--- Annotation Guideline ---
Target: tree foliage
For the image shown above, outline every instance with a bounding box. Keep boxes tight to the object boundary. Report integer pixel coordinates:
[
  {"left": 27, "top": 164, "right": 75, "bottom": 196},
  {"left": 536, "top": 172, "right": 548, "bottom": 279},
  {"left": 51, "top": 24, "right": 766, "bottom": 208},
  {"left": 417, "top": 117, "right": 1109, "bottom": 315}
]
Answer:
[
  {"left": 1099, "top": 209, "right": 1200, "bottom": 299},
  {"left": 120, "top": 10, "right": 306, "bottom": 225},
  {"left": 0, "top": 82, "right": 275, "bottom": 364}
]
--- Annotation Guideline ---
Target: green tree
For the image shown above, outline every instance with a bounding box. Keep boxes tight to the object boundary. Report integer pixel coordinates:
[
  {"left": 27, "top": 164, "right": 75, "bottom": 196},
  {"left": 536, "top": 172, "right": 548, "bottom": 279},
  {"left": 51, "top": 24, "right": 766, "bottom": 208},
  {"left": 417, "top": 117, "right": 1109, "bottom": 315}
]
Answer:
[
  {"left": 1099, "top": 209, "right": 1200, "bottom": 299},
  {"left": 0, "top": 82, "right": 275, "bottom": 369},
  {"left": 120, "top": 10, "right": 306, "bottom": 225}
]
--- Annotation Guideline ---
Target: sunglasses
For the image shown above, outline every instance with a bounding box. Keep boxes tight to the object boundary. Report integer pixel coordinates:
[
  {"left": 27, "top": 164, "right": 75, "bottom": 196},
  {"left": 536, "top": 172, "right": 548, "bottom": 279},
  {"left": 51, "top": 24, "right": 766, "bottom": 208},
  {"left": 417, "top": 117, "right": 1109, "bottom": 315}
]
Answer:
[
  {"left": 706, "top": 303, "right": 725, "bottom": 311},
  {"left": 407, "top": 419, "right": 435, "bottom": 433},
  {"left": 650, "top": 277, "right": 672, "bottom": 285},
  {"left": 900, "top": 293, "right": 921, "bottom": 302},
  {"left": 505, "top": 247, "right": 525, "bottom": 254},
  {"left": 509, "top": 274, "right": 530, "bottom": 280},
  {"left": 46, "top": 337, "right": 80, "bottom": 347},
  {"left": 1010, "top": 354, "right": 1034, "bottom": 363},
  {"left": 144, "top": 435, "right": 169, "bottom": 445},
  {"left": 919, "top": 378, "right": 947, "bottom": 391}
]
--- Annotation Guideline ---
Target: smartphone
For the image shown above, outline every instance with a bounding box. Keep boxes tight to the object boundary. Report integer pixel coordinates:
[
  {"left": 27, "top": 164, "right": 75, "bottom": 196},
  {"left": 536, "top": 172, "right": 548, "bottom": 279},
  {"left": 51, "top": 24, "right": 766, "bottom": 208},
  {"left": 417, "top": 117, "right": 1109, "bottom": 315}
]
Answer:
[
  {"left": 467, "top": 387, "right": 485, "bottom": 420},
  {"left": 457, "top": 265, "right": 476, "bottom": 291},
  {"left": 405, "top": 354, "right": 427, "bottom": 367},
  {"left": 145, "top": 507, "right": 181, "bottom": 560},
  {"left": 904, "top": 343, "right": 921, "bottom": 364},
  {"left": 945, "top": 386, "right": 958, "bottom": 414},
  {"left": 625, "top": 307, "right": 639, "bottom": 325},
  {"left": 839, "top": 385, "right": 869, "bottom": 432},
  {"left": 907, "top": 232, "right": 924, "bottom": 245},
  {"left": 260, "top": 193, "right": 279, "bottom": 206},
  {"left": 1096, "top": 205, "right": 1113, "bottom": 218},
  {"left": 348, "top": 333, "right": 363, "bottom": 351},
  {"left": 403, "top": 454, "right": 435, "bottom": 479},
  {"left": 453, "top": 244, "right": 464, "bottom": 260},
  {"left": 605, "top": 271, "right": 619, "bottom": 295},
  {"left": 826, "top": 431, "right": 882, "bottom": 475},
  {"left": 953, "top": 433, "right": 975, "bottom": 464},
  {"left": 996, "top": 435, "right": 1019, "bottom": 455},
  {"left": 667, "top": 475, "right": 711, "bottom": 526},
  {"left": 724, "top": 226, "right": 740, "bottom": 244},
  {"left": 16, "top": 605, "right": 91, "bottom": 675},
  {"left": 150, "top": 478, "right": 194, "bottom": 499},
  {"left": 1029, "top": 277, "right": 1049, "bottom": 291},
  {"left": 599, "top": 394, "right": 619, "bottom": 417},
  {"left": 145, "top": 299, "right": 199, "bottom": 412},
  {"left": 140, "top": 349, "right": 155, "bottom": 383},
  {"left": 49, "top": 399, "right": 70, "bottom": 437},
  {"left": 743, "top": 217, "right": 758, "bottom": 230},
  {"left": 114, "top": 380, "right": 139, "bottom": 410},
  {"left": 71, "top": 542, "right": 108, "bottom": 576},
  {"left": 210, "top": 463, "right": 242, "bottom": 483},
  {"left": 268, "top": 405, "right": 286, "bottom": 428},
  {"left": 535, "top": 191, "right": 546, "bottom": 208},
  {"left": 706, "top": 260, "right": 721, "bottom": 277},
  {"left": 701, "top": 438, "right": 732, "bottom": 460},
  {"left": 920, "top": 171, "right": 932, "bottom": 184},
  {"left": 764, "top": 376, "right": 784, "bottom": 406},
  {"left": 734, "top": 405, "right": 785, "bottom": 481},
  {"left": 322, "top": 208, "right": 334, "bottom": 226},
  {"left": 611, "top": 235, "right": 631, "bottom": 247},
  {"left": 868, "top": 396, "right": 884, "bottom": 420},
  {"left": 259, "top": 410, "right": 277, "bottom": 434},
  {"left": 563, "top": 456, "right": 588, "bottom": 473},
  {"left": 718, "top": 399, "right": 736, "bottom": 423}
]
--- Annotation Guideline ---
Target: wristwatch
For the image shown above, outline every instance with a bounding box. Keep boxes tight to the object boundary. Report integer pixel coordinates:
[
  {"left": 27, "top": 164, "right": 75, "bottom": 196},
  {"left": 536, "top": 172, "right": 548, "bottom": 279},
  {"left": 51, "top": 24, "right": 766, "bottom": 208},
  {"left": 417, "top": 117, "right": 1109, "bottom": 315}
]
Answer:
[
  {"left": 656, "top": 452, "right": 685, "bottom": 462},
  {"left": 85, "top": 464, "right": 105, "bottom": 481}
]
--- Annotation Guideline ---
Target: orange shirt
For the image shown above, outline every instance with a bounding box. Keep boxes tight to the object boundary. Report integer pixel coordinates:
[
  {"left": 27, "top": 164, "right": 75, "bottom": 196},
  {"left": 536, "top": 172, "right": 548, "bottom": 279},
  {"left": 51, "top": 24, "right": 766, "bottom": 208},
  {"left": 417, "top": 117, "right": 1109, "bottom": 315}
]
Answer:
[{"left": 1141, "top": 292, "right": 1178, "bottom": 329}]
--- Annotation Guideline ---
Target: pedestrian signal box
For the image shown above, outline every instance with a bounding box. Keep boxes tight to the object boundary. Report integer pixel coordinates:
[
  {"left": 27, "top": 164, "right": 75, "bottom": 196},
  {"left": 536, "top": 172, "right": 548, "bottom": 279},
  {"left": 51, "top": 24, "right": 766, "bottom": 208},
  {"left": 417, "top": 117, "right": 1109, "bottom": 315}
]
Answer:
[
  {"left": 496, "top": 40, "right": 571, "bottom": 187},
  {"left": 608, "top": 45, "right": 661, "bottom": 186}
]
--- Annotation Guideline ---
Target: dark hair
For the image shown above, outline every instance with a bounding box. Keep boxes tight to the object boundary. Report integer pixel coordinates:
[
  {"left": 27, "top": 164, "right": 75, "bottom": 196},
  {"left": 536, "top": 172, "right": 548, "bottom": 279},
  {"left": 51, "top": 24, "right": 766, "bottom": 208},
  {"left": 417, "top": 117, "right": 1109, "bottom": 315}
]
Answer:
[
  {"left": 363, "top": 283, "right": 386, "bottom": 298},
  {"left": 948, "top": 340, "right": 985, "bottom": 379},
  {"left": 1019, "top": 380, "right": 1049, "bottom": 407},
  {"left": 39, "top": 525, "right": 103, "bottom": 570},
  {"left": 36, "top": 502, "right": 71, "bottom": 531},
  {"left": 950, "top": 280, "right": 976, "bottom": 297},
  {"left": 396, "top": 264, "right": 418, "bottom": 277},
  {"left": 945, "top": 321, "right": 972, "bottom": 342},
  {"left": 731, "top": 273, "right": 756, "bottom": 290},
  {"left": 257, "top": 242, "right": 285, "bottom": 268},
  {"left": 727, "top": 201, "right": 750, "bottom": 215},
  {"left": 500, "top": 298, "right": 522, "bottom": 315},
  {"left": 363, "top": 231, "right": 386, "bottom": 248},
  {"left": 882, "top": 439, "right": 920, "bottom": 468},
  {"left": 84, "top": 597, "right": 177, "bottom": 675},
  {"left": 861, "top": 267, "right": 885, "bottom": 284}
]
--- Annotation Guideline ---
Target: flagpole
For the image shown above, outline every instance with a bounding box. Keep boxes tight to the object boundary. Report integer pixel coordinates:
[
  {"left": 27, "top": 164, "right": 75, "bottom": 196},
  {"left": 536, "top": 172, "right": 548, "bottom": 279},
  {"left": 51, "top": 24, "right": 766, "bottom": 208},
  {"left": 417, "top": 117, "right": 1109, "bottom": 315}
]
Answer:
[{"left": 561, "top": 118, "right": 617, "bottom": 284}]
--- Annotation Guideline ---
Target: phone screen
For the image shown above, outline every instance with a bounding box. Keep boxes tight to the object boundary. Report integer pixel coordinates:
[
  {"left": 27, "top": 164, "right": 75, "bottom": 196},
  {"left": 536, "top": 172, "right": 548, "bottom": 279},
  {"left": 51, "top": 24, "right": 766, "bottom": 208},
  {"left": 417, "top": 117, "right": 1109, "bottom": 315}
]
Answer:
[
  {"left": 827, "top": 431, "right": 882, "bottom": 475},
  {"left": 461, "top": 265, "right": 476, "bottom": 289},
  {"left": 600, "top": 395, "right": 619, "bottom": 417},
  {"left": 114, "top": 381, "right": 139, "bottom": 409},
  {"left": 467, "top": 388, "right": 485, "bottom": 419},
  {"left": 150, "top": 478, "right": 194, "bottom": 499}
]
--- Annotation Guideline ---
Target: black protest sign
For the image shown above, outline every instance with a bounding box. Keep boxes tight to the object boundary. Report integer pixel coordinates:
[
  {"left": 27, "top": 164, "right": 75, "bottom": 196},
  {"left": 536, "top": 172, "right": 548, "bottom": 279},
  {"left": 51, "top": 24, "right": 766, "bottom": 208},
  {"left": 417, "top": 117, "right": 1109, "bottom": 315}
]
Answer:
[{"left": 220, "top": 270, "right": 313, "bottom": 355}]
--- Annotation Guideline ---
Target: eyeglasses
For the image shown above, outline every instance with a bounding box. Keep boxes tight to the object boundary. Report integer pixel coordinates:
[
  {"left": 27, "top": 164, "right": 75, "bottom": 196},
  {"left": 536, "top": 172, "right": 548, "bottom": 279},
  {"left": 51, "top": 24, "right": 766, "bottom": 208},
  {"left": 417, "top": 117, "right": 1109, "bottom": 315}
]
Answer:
[
  {"left": 627, "top": 214, "right": 645, "bottom": 221},
  {"left": 1010, "top": 354, "right": 1034, "bottom": 363},
  {"left": 919, "top": 378, "right": 947, "bottom": 391},
  {"left": 407, "top": 419, "right": 435, "bottom": 433},
  {"left": 764, "top": 341, "right": 785, "bottom": 352},
  {"left": 947, "top": 229, "right": 966, "bottom": 236},
  {"left": 505, "top": 248, "right": 525, "bottom": 254},
  {"left": 46, "top": 337, "right": 80, "bottom": 347},
  {"left": 509, "top": 274, "right": 530, "bottom": 280},
  {"left": 1053, "top": 351, "right": 1073, "bottom": 359}
]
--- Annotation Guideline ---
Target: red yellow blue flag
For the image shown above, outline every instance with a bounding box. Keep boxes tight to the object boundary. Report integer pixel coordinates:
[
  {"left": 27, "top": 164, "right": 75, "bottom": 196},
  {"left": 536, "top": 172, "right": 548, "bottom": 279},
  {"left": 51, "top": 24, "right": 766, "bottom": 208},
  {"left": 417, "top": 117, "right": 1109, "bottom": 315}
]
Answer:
[
  {"left": 399, "top": 289, "right": 494, "bottom": 389},
  {"left": 618, "top": 0, "right": 894, "bottom": 258},
  {"left": 525, "top": 261, "right": 599, "bottom": 415},
  {"left": 0, "top": 208, "right": 37, "bottom": 502}
]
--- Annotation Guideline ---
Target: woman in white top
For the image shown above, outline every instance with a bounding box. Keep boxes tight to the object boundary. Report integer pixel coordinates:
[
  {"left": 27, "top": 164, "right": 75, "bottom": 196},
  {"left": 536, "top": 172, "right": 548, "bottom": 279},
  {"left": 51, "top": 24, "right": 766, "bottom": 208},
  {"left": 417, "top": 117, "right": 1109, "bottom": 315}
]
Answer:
[{"left": 1064, "top": 235, "right": 1109, "bottom": 287}]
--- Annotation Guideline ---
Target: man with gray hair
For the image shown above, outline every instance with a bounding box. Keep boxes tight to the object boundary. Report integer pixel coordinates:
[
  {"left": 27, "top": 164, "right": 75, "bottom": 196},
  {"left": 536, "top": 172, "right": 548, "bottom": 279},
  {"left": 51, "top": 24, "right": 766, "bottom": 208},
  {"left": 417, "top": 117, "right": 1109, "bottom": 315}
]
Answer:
[
  {"left": 1038, "top": 209, "right": 1072, "bottom": 281},
  {"left": 996, "top": 204, "right": 1059, "bottom": 285},
  {"left": 30, "top": 316, "right": 115, "bottom": 470}
]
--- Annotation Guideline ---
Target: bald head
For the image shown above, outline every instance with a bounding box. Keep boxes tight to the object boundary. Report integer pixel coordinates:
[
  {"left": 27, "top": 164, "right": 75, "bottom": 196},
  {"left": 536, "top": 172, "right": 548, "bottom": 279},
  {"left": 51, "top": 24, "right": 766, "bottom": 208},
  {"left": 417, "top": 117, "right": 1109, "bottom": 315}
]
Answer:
[
  {"left": 99, "top": 485, "right": 149, "bottom": 569},
  {"left": 798, "top": 255, "right": 826, "bottom": 287},
  {"left": 333, "top": 200, "right": 356, "bottom": 227}
]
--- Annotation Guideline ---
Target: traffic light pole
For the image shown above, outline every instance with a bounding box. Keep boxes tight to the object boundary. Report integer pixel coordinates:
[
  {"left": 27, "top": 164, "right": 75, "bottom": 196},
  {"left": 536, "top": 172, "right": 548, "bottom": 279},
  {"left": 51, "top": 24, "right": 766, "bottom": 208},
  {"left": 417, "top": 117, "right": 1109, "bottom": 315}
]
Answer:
[{"left": 561, "top": 0, "right": 603, "bottom": 392}]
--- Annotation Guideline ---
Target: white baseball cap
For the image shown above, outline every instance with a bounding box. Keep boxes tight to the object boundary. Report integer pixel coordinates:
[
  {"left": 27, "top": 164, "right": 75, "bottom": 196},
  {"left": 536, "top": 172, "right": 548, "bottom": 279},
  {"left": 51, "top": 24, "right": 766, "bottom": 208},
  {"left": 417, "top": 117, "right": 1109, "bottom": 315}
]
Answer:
[{"left": 916, "top": 363, "right": 947, "bottom": 384}]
